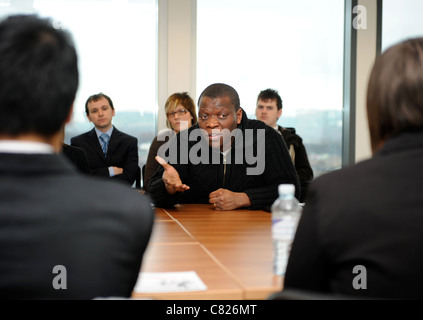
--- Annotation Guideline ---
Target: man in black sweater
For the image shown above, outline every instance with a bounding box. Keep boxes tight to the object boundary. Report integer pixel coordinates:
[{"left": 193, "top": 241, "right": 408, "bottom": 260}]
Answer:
[{"left": 148, "top": 83, "right": 300, "bottom": 211}]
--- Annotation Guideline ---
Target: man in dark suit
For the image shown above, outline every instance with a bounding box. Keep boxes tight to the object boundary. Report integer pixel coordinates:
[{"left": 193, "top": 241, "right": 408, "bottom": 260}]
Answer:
[
  {"left": 0, "top": 14, "right": 154, "bottom": 299},
  {"left": 71, "top": 93, "right": 139, "bottom": 186}
]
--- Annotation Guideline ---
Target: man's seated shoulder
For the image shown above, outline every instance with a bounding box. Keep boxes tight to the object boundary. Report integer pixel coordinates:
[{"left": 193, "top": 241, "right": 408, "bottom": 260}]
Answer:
[
  {"left": 282, "top": 127, "right": 298, "bottom": 136},
  {"left": 281, "top": 127, "right": 304, "bottom": 146},
  {"left": 70, "top": 130, "right": 91, "bottom": 143},
  {"left": 114, "top": 128, "right": 138, "bottom": 142}
]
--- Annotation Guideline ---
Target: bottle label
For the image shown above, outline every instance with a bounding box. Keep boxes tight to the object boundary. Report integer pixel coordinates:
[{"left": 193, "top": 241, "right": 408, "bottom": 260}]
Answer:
[{"left": 272, "top": 216, "right": 299, "bottom": 241}]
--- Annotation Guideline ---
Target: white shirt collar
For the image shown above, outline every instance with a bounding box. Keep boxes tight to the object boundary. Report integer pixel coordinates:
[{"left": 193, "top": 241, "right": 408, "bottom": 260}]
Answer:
[
  {"left": 273, "top": 125, "right": 282, "bottom": 135},
  {"left": 0, "top": 140, "right": 54, "bottom": 154}
]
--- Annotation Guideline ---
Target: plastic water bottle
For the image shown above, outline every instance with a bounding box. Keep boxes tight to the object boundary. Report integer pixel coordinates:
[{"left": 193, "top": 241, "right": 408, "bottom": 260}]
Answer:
[{"left": 271, "top": 184, "right": 302, "bottom": 276}]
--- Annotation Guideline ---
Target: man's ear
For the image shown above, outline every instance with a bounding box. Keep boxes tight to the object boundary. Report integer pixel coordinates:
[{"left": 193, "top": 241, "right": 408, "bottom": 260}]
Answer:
[
  {"left": 277, "top": 108, "right": 282, "bottom": 119},
  {"left": 236, "top": 108, "right": 243, "bottom": 124},
  {"left": 86, "top": 107, "right": 92, "bottom": 122}
]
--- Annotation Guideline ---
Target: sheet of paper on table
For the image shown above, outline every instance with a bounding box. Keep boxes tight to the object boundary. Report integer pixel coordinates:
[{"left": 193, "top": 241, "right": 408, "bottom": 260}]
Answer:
[{"left": 134, "top": 271, "right": 208, "bottom": 293}]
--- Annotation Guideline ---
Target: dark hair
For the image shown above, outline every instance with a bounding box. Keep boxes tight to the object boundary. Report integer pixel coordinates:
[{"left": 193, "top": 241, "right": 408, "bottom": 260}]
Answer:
[
  {"left": 165, "top": 92, "right": 198, "bottom": 129},
  {"left": 85, "top": 92, "right": 114, "bottom": 115},
  {"left": 198, "top": 83, "right": 240, "bottom": 111},
  {"left": 367, "top": 37, "right": 423, "bottom": 153},
  {"left": 0, "top": 14, "right": 78, "bottom": 136},
  {"left": 257, "top": 89, "right": 283, "bottom": 110}
]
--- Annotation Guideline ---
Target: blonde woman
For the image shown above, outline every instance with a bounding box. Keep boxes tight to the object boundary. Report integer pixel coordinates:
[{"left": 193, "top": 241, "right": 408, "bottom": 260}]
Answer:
[{"left": 143, "top": 92, "right": 197, "bottom": 192}]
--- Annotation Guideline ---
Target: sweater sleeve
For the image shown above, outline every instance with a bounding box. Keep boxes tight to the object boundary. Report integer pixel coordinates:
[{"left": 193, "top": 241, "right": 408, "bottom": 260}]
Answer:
[
  {"left": 147, "top": 132, "right": 186, "bottom": 208},
  {"left": 147, "top": 165, "right": 181, "bottom": 208}
]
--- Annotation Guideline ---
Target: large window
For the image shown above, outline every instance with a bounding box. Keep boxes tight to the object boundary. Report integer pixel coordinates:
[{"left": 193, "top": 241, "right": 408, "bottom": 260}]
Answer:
[
  {"left": 197, "top": 0, "right": 345, "bottom": 177},
  {"left": 382, "top": 0, "right": 423, "bottom": 51},
  {"left": 0, "top": 0, "right": 157, "bottom": 168}
]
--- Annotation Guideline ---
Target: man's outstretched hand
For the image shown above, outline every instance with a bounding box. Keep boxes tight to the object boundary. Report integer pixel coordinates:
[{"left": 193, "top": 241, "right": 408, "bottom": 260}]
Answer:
[{"left": 155, "top": 156, "right": 190, "bottom": 195}]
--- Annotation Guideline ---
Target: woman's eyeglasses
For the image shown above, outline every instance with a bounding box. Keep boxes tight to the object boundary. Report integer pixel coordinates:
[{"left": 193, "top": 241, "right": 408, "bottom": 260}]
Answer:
[{"left": 167, "top": 109, "right": 188, "bottom": 118}]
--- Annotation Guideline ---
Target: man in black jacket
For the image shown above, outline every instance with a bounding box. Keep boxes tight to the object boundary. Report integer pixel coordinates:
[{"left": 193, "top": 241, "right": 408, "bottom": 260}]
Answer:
[
  {"left": 148, "top": 83, "right": 300, "bottom": 210},
  {"left": 71, "top": 93, "right": 139, "bottom": 186}
]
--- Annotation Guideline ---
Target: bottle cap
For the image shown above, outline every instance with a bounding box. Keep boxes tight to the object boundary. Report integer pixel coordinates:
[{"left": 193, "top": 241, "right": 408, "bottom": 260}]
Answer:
[{"left": 278, "top": 184, "right": 295, "bottom": 196}]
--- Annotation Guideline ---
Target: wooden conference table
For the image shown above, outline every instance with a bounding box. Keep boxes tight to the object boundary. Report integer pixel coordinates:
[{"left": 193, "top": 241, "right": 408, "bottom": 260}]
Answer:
[{"left": 132, "top": 204, "right": 283, "bottom": 300}]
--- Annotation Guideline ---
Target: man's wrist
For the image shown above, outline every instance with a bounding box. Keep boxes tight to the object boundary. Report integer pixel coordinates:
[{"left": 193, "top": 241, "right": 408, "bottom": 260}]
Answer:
[{"left": 236, "top": 192, "right": 252, "bottom": 208}]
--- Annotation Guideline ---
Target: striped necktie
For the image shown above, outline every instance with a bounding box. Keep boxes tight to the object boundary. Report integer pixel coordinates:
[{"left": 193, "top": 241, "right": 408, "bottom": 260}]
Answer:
[{"left": 99, "top": 133, "right": 109, "bottom": 155}]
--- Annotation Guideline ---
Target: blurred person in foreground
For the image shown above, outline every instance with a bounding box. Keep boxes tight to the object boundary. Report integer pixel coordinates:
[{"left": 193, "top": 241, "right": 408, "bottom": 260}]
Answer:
[
  {"left": 148, "top": 83, "right": 300, "bottom": 211},
  {"left": 143, "top": 92, "right": 197, "bottom": 192},
  {"left": 282, "top": 37, "right": 423, "bottom": 299},
  {"left": 0, "top": 14, "right": 154, "bottom": 300}
]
